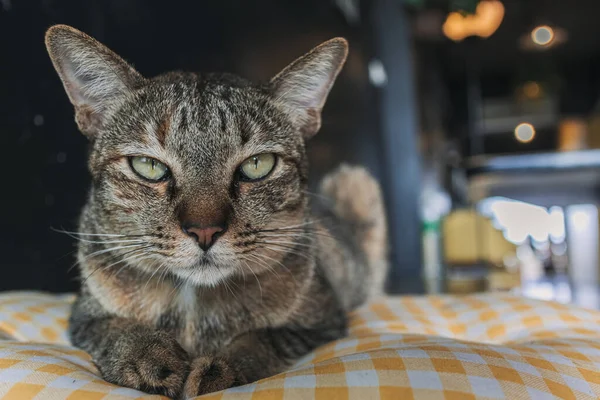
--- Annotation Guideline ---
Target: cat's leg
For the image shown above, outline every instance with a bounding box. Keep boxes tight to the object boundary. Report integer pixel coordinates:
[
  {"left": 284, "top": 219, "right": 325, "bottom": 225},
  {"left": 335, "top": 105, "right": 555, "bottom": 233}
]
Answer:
[
  {"left": 69, "top": 297, "right": 190, "bottom": 398},
  {"left": 183, "top": 316, "right": 347, "bottom": 397},
  {"left": 318, "top": 164, "right": 389, "bottom": 309}
]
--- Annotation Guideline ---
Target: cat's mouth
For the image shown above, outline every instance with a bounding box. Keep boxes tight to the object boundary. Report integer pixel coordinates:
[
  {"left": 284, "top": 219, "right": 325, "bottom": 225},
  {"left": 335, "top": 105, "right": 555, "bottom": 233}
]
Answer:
[{"left": 196, "top": 253, "right": 214, "bottom": 267}]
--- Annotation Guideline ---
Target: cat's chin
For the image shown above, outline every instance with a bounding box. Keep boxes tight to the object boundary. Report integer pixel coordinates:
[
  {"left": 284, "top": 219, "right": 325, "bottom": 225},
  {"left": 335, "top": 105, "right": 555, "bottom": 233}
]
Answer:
[
  {"left": 172, "top": 259, "right": 237, "bottom": 288},
  {"left": 187, "top": 268, "right": 235, "bottom": 287}
]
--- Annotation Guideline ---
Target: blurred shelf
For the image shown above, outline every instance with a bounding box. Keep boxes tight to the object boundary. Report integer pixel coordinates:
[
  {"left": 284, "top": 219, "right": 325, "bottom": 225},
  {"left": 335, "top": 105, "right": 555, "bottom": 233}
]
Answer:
[
  {"left": 467, "top": 149, "right": 600, "bottom": 175},
  {"left": 466, "top": 150, "right": 600, "bottom": 206}
]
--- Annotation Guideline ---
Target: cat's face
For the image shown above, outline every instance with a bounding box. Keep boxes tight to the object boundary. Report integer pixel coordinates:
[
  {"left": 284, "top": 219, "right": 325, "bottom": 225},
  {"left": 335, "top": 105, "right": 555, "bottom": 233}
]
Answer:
[
  {"left": 46, "top": 25, "right": 347, "bottom": 286},
  {"left": 88, "top": 76, "right": 308, "bottom": 285}
]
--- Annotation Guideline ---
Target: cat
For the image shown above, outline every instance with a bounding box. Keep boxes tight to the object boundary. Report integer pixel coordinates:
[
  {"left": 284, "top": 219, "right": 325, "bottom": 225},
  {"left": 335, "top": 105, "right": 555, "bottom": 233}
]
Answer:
[{"left": 45, "top": 24, "right": 388, "bottom": 398}]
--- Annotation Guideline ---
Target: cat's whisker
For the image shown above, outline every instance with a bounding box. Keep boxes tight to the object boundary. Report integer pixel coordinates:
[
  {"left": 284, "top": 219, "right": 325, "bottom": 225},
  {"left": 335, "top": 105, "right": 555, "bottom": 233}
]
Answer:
[
  {"left": 69, "top": 243, "right": 148, "bottom": 272},
  {"left": 52, "top": 228, "right": 154, "bottom": 238},
  {"left": 52, "top": 229, "right": 129, "bottom": 237},
  {"left": 242, "top": 253, "right": 285, "bottom": 284},
  {"left": 256, "top": 240, "right": 316, "bottom": 249},
  {"left": 258, "top": 243, "right": 313, "bottom": 262},
  {"left": 242, "top": 258, "right": 263, "bottom": 302},
  {"left": 143, "top": 259, "right": 167, "bottom": 293},
  {"left": 149, "top": 261, "right": 168, "bottom": 293},
  {"left": 168, "top": 269, "right": 188, "bottom": 299},
  {"left": 158, "top": 261, "right": 174, "bottom": 291},
  {"left": 218, "top": 268, "right": 241, "bottom": 303},
  {"left": 71, "top": 238, "right": 147, "bottom": 245},
  {"left": 302, "top": 190, "right": 332, "bottom": 203},
  {"left": 252, "top": 225, "right": 337, "bottom": 239},
  {"left": 261, "top": 242, "right": 311, "bottom": 260},
  {"left": 250, "top": 252, "right": 300, "bottom": 287},
  {"left": 80, "top": 243, "right": 150, "bottom": 262},
  {"left": 80, "top": 247, "right": 153, "bottom": 285},
  {"left": 267, "top": 219, "right": 321, "bottom": 231},
  {"left": 113, "top": 254, "right": 156, "bottom": 283},
  {"left": 257, "top": 232, "right": 316, "bottom": 241}
]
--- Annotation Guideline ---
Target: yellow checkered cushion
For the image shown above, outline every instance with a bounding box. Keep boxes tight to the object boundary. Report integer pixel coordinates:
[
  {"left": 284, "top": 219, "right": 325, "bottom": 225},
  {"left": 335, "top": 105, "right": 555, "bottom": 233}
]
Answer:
[{"left": 1, "top": 292, "right": 599, "bottom": 399}]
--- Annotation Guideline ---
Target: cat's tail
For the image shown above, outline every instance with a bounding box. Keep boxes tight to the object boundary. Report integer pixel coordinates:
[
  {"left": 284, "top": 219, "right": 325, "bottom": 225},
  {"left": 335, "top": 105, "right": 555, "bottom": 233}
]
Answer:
[{"left": 318, "top": 164, "right": 389, "bottom": 310}]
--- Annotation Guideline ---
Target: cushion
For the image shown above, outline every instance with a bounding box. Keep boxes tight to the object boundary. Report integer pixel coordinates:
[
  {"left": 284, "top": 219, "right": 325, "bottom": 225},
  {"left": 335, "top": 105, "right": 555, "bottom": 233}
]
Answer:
[{"left": 1, "top": 292, "right": 599, "bottom": 399}]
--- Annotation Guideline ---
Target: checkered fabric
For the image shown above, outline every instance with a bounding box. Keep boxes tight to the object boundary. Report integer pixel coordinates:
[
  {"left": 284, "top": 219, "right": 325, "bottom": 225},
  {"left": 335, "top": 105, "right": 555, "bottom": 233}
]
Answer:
[{"left": 1, "top": 292, "right": 600, "bottom": 399}]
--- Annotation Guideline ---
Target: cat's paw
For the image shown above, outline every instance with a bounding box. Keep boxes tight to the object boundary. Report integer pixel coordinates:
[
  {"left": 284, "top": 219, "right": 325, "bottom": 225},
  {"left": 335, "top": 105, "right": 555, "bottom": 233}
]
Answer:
[
  {"left": 96, "top": 331, "right": 190, "bottom": 398},
  {"left": 182, "top": 356, "right": 245, "bottom": 398}
]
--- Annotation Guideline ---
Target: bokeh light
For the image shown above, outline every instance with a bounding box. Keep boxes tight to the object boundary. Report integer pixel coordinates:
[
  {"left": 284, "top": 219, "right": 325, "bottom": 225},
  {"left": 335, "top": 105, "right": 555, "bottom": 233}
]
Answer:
[
  {"left": 531, "top": 25, "right": 555, "bottom": 46},
  {"left": 514, "top": 123, "right": 536, "bottom": 143}
]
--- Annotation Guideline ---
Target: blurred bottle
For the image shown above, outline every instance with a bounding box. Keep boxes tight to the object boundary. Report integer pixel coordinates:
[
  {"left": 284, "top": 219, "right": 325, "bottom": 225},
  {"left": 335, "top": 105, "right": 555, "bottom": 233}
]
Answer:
[{"left": 421, "top": 184, "right": 450, "bottom": 294}]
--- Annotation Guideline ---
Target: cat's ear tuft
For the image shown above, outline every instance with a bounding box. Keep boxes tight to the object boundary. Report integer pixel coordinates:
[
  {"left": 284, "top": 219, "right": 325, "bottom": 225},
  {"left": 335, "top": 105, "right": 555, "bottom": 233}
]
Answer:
[
  {"left": 271, "top": 38, "right": 348, "bottom": 139},
  {"left": 45, "top": 25, "right": 144, "bottom": 138}
]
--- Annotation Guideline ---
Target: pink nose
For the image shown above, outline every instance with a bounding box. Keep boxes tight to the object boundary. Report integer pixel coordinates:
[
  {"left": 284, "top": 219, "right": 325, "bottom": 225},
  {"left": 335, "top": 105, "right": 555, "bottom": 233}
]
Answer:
[{"left": 183, "top": 225, "right": 224, "bottom": 251}]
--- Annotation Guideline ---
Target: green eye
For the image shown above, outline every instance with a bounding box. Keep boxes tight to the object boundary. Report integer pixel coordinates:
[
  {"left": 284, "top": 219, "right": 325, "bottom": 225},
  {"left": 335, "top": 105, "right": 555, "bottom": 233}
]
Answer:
[
  {"left": 239, "top": 153, "right": 276, "bottom": 181},
  {"left": 130, "top": 156, "right": 170, "bottom": 181}
]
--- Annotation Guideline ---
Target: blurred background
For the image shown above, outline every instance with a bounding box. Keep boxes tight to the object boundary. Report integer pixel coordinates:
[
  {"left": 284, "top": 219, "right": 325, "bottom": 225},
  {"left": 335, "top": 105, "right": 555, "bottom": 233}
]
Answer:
[{"left": 2, "top": 0, "right": 600, "bottom": 309}]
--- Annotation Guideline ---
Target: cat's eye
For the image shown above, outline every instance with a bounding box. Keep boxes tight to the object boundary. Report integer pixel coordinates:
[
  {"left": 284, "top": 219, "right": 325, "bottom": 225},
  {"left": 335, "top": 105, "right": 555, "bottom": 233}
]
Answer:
[
  {"left": 239, "top": 153, "right": 276, "bottom": 181},
  {"left": 129, "top": 156, "right": 170, "bottom": 181}
]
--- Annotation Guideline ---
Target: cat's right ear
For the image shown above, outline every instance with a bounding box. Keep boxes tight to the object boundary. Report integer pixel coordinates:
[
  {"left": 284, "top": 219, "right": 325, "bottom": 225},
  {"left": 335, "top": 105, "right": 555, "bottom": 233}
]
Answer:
[{"left": 45, "top": 25, "right": 144, "bottom": 139}]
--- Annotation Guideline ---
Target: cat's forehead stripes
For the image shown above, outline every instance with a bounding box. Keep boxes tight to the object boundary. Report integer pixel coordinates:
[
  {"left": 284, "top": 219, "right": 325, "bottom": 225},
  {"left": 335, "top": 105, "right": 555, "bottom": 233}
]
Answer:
[
  {"left": 149, "top": 81, "right": 292, "bottom": 151},
  {"left": 155, "top": 111, "right": 172, "bottom": 147}
]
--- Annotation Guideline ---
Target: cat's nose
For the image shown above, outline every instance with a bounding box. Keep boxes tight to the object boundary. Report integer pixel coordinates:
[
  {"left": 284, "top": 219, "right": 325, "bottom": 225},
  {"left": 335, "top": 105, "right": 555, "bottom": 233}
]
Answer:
[{"left": 182, "top": 225, "right": 225, "bottom": 251}]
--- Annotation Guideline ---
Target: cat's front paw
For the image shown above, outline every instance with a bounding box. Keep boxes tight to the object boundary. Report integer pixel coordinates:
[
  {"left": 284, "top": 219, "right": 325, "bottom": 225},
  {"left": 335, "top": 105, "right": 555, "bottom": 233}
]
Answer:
[
  {"left": 183, "top": 356, "right": 246, "bottom": 398},
  {"left": 96, "top": 331, "right": 190, "bottom": 398}
]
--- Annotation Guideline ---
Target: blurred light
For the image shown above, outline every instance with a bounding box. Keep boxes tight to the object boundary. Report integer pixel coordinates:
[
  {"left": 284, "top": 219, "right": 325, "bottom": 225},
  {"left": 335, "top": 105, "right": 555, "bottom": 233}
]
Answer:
[
  {"left": 522, "top": 282, "right": 556, "bottom": 301},
  {"left": 571, "top": 210, "right": 590, "bottom": 231},
  {"left": 522, "top": 81, "right": 541, "bottom": 100},
  {"left": 558, "top": 118, "right": 588, "bottom": 151},
  {"left": 443, "top": 0, "right": 505, "bottom": 42},
  {"left": 552, "top": 241, "right": 567, "bottom": 256},
  {"left": 368, "top": 59, "right": 387, "bottom": 87},
  {"left": 514, "top": 123, "right": 536, "bottom": 143},
  {"left": 548, "top": 207, "right": 566, "bottom": 243},
  {"left": 531, "top": 25, "right": 555, "bottom": 46},
  {"left": 479, "top": 197, "right": 565, "bottom": 245}
]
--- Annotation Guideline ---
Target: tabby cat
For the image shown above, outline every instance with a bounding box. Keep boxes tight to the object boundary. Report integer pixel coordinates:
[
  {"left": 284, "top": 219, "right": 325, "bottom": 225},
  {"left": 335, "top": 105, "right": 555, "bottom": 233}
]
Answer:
[{"left": 45, "top": 24, "right": 388, "bottom": 398}]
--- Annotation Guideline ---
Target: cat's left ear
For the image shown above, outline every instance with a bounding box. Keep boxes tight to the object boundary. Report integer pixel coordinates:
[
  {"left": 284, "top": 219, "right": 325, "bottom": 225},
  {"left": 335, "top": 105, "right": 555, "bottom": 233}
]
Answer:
[{"left": 271, "top": 38, "right": 348, "bottom": 139}]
